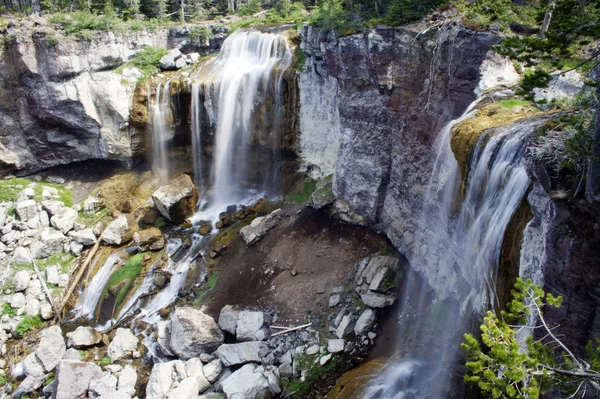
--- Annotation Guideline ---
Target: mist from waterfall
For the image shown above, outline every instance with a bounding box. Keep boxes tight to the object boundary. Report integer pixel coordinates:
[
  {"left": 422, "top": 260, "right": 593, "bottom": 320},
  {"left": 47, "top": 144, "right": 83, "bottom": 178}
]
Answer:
[{"left": 364, "top": 97, "right": 533, "bottom": 398}]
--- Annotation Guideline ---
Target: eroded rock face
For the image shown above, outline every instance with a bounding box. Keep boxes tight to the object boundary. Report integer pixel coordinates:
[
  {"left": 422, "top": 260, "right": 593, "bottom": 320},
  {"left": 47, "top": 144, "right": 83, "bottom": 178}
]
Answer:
[
  {"left": 152, "top": 175, "right": 198, "bottom": 225},
  {"left": 168, "top": 307, "right": 224, "bottom": 359}
]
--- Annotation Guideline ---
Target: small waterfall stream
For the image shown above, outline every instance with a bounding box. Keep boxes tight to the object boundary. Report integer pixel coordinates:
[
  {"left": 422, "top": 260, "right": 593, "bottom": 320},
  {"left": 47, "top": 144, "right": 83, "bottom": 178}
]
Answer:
[
  {"left": 364, "top": 95, "right": 534, "bottom": 398},
  {"left": 150, "top": 81, "right": 174, "bottom": 183}
]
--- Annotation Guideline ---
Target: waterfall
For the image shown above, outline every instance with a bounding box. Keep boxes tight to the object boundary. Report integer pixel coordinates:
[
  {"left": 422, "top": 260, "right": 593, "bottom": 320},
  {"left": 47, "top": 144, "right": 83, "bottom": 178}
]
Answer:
[
  {"left": 191, "top": 83, "right": 203, "bottom": 192},
  {"left": 150, "top": 81, "right": 174, "bottom": 183},
  {"left": 190, "top": 30, "right": 292, "bottom": 215},
  {"left": 364, "top": 98, "right": 534, "bottom": 398}
]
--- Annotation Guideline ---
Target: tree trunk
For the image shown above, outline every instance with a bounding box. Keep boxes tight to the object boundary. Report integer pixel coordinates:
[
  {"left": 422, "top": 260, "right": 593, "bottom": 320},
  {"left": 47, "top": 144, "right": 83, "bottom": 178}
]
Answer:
[
  {"left": 539, "top": 0, "right": 555, "bottom": 39},
  {"left": 585, "top": 82, "right": 600, "bottom": 202}
]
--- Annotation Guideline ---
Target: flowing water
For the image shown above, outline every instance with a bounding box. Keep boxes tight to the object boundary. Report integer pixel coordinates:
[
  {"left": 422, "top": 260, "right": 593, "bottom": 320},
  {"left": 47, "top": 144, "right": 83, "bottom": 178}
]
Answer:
[
  {"left": 150, "top": 81, "right": 174, "bottom": 183},
  {"left": 364, "top": 97, "right": 534, "bottom": 398}
]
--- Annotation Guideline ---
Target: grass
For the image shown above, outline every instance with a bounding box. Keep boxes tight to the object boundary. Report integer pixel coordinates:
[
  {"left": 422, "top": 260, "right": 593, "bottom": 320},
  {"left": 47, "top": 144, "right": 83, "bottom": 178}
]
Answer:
[
  {"left": 37, "top": 251, "right": 75, "bottom": 273},
  {"left": 155, "top": 216, "right": 167, "bottom": 229},
  {"left": 500, "top": 99, "right": 532, "bottom": 108},
  {"left": 115, "top": 45, "right": 168, "bottom": 82},
  {"left": 104, "top": 252, "right": 147, "bottom": 311},
  {"left": 0, "top": 177, "right": 72, "bottom": 206},
  {"left": 15, "top": 315, "right": 43, "bottom": 335},
  {"left": 288, "top": 178, "right": 317, "bottom": 204},
  {"left": 99, "top": 356, "right": 110, "bottom": 366},
  {"left": 283, "top": 353, "right": 339, "bottom": 398},
  {"left": 0, "top": 375, "right": 6, "bottom": 386},
  {"left": 2, "top": 303, "right": 16, "bottom": 317},
  {"left": 193, "top": 270, "right": 220, "bottom": 306}
]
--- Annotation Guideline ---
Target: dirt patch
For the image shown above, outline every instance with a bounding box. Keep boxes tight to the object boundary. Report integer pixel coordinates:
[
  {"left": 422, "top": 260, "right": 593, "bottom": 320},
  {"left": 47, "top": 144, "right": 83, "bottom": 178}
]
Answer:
[{"left": 204, "top": 207, "right": 389, "bottom": 325}]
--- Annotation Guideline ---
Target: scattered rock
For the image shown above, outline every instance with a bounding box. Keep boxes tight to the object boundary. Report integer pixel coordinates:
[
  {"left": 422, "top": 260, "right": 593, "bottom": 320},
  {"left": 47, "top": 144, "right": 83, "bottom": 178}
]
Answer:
[
  {"left": 169, "top": 307, "right": 224, "bottom": 360},
  {"left": 320, "top": 353, "right": 332, "bottom": 366},
  {"left": 88, "top": 372, "right": 118, "bottom": 397},
  {"left": 160, "top": 48, "right": 185, "bottom": 70},
  {"left": 83, "top": 196, "right": 104, "bottom": 213},
  {"left": 15, "top": 200, "right": 38, "bottom": 221},
  {"left": 13, "top": 246, "right": 33, "bottom": 265},
  {"left": 11, "top": 292, "right": 27, "bottom": 308},
  {"left": 41, "top": 200, "right": 64, "bottom": 217},
  {"left": 221, "top": 363, "right": 275, "bottom": 399},
  {"left": 30, "top": 228, "right": 66, "bottom": 259},
  {"left": 133, "top": 227, "right": 166, "bottom": 251},
  {"left": 360, "top": 292, "right": 395, "bottom": 308},
  {"left": 336, "top": 314, "right": 356, "bottom": 339},
  {"left": 236, "top": 310, "right": 271, "bottom": 341},
  {"left": 40, "top": 303, "right": 53, "bottom": 320},
  {"left": 14, "top": 270, "right": 30, "bottom": 292},
  {"left": 355, "top": 308, "right": 376, "bottom": 335},
  {"left": 239, "top": 209, "right": 281, "bottom": 246},
  {"left": 152, "top": 175, "right": 198, "bottom": 225},
  {"left": 107, "top": 328, "right": 139, "bottom": 362},
  {"left": 328, "top": 294, "right": 341, "bottom": 307},
  {"left": 70, "top": 228, "right": 98, "bottom": 246},
  {"left": 118, "top": 365, "right": 138, "bottom": 396},
  {"left": 203, "top": 359, "right": 223, "bottom": 383},
  {"left": 46, "top": 265, "right": 59, "bottom": 285},
  {"left": 327, "top": 339, "right": 345, "bottom": 353},
  {"left": 102, "top": 215, "right": 136, "bottom": 245},
  {"left": 216, "top": 341, "right": 267, "bottom": 367},
  {"left": 218, "top": 305, "right": 239, "bottom": 335},
  {"left": 35, "top": 326, "right": 66, "bottom": 372},
  {"left": 50, "top": 207, "right": 78, "bottom": 234},
  {"left": 66, "top": 326, "right": 102, "bottom": 349}
]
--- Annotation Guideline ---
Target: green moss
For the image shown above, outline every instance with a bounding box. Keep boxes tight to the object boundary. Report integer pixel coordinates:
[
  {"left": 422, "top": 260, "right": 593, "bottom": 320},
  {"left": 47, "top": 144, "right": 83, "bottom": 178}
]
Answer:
[
  {"left": 283, "top": 354, "right": 339, "bottom": 398},
  {"left": 2, "top": 303, "right": 16, "bottom": 317},
  {"left": 99, "top": 356, "right": 111, "bottom": 366},
  {"left": 500, "top": 99, "right": 532, "bottom": 108},
  {"left": 37, "top": 251, "right": 75, "bottom": 273},
  {"left": 0, "top": 375, "right": 7, "bottom": 386},
  {"left": 295, "top": 46, "right": 306, "bottom": 72},
  {"left": 375, "top": 245, "right": 393, "bottom": 257},
  {"left": 44, "top": 377, "right": 54, "bottom": 386},
  {"left": 154, "top": 216, "right": 167, "bottom": 229},
  {"left": 288, "top": 178, "right": 316, "bottom": 204},
  {"left": 104, "top": 252, "right": 147, "bottom": 311},
  {"left": 15, "top": 315, "right": 43, "bottom": 335},
  {"left": 193, "top": 270, "right": 220, "bottom": 306}
]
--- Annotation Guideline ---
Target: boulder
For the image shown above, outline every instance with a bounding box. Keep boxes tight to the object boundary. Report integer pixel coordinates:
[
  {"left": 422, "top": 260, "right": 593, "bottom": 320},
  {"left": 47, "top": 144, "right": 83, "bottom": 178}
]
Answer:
[
  {"left": 218, "top": 305, "right": 239, "bottom": 335},
  {"left": 133, "top": 227, "right": 166, "bottom": 251},
  {"left": 40, "top": 303, "right": 54, "bottom": 320},
  {"left": 14, "top": 375, "right": 45, "bottom": 398},
  {"left": 236, "top": 310, "right": 271, "bottom": 341},
  {"left": 83, "top": 196, "right": 105, "bottom": 213},
  {"left": 239, "top": 209, "right": 281, "bottom": 246},
  {"left": 39, "top": 211, "right": 50, "bottom": 227},
  {"left": 26, "top": 298, "right": 40, "bottom": 316},
  {"left": 66, "top": 326, "right": 102, "bottom": 348},
  {"left": 63, "top": 348, "right": 82, "bottom": 361},
  {"left": 35, "top": 326, "right": 66, "bottom": 372},
  {"left": 30, "top": 228, "right": 66, "bottom": 259},
  {"left": 13, "top": 246, "right": 33, "bottom": 264},
  {"left": 23, "top": 352, "right": 45, "bottom": 378},
  {"left": 70, "top": 228, "right": 97, "bottom": 246},
  {"left": 15, "top": 200, "right": 38, "bottom": 221},
  {"left": 41, "top": 200, "right": 64, "bottom": 217},
  {"left": 118, "top": 365, "right": 138, "bottom": 396},
  {"left": 107, "top": 328, "right": 139, "bottom": 362},
  {"left": 355, "top": 256, "right": 401, "bottom": 290},
  {"left": 152, "top": 175, "right": 198, "bottom": 225},
  {"left": 160, "top": 48, "right": 184, "bottom": 70},
  {"left": 327, "top": 339, "right": 345, "bottom": 353},
  {"left": 336, "top": 314, "right": 356, "bottom": 339},
  {"left": 146, "top": 360, "right": 182, "bottom": 398},
  {"left": 14, "top": 270, "right": 30, "bottom": 292},
  {"left": 221, "top": 363, "right": 274, "bottom": 399},
  {"left": 102, "top": 215, "right": 137, "bottom": 245},
  {"left": 203, "top": 359, "right": 223, "bottom": 383},
  {"left": 360, "top": 292, "right": 395, "bottom": 308},
  {"left": 354, "top": 308, "right": 376, "bottom": 335},
  {"left": 184, "top": 357, "right": 211, "bottom": 393},
  {"left": 166, "top": 377, "right": 199, "bottom": 399},
  {"left": 53, "top": 360, "right": 103, "bottom": 399},
  {"left": 11, "top": 292, "right": 27, "bottom": 308},
  {"left": 308, "top": 177, "right": 335, "bottom": 209},
  {"left": 50, "top": 207, "right": 78, "bottom": 234},
  {"left": 216, "top": 342, "right": 266, "bottom": 367},
  {"left": 169, "top": 307, "right": 223, "bottom": 359}
]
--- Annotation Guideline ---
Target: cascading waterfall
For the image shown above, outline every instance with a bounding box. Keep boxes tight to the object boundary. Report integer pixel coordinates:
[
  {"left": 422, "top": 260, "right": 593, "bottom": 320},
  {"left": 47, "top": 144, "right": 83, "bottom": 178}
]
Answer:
[
  {"left": 364, "top": 97, "right": 533, "bottom": 398},
  {"left": 150, "top": 81, "right": 174, "bottom": 183},
  {"left": 190, "top": 30, "right": 292, "bottom": 215}
]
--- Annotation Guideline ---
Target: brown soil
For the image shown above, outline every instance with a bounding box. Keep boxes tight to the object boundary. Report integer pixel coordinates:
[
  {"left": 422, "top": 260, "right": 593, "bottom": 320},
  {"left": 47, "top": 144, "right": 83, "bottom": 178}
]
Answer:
[{"left": 203, "top": 206, "right": 389, "bottom": 325}]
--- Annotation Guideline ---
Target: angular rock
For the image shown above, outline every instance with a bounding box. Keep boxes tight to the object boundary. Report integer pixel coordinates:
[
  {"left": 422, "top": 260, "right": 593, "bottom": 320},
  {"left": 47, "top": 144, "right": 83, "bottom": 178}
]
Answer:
[
  {"left": 185, "top": 357, "right": 211, "bottom": 393},
  {"left": 83, "top": 196, "right": 104, "bottom": 213},
  {"left": 221, "top": 363, "right": 273, "bottom": 399},
  {"left": 41, "top": 200, "right": 64, "bottom": 217},
  {"left": 53, "top": 360, "right": 103, "bottom": 399},
  {"left": 13, "top": 246, "right": 33, "bottom": 264},
  {"left": 39, "top": 210, "right": 50, "bottom": 227},
  {"left": 203, "top": 358, "right": 223, "bottom": 383},
  {"left": 70, "top": 240, "right": 83, "bottom": 255},
  {"left": 320, "top": 353, "right": 332, "bottom": 366},
  {"left": 336, "top": 314, "right": 356, "bottom": 339},
  {"left": 40, "top": 303, "right": 54, "bottom": 320},
  {"left": 66, "top": 326, "right": 102, "bottom": 348},
  {"left": 146, "top": 361, "right": 180, "bottom": 398},
  {"left": 26, "top": 298, "right": 40, "bottom": 316},
  {"left": 360, "top": 292, "right": 395, "bottom": 308},
  {"left": 236, "top": 310, "right": 272, "bottom": 341},
  {"left": 24, "top": 352, "right": 45, "bottom": 378},
  {"left": 107, "top": 328, "right": 139, "bottom": 362},
  {"left": 89, "top": 373, "right": 118, "bottom": 397},
  {"left": 308, "top": 177, "right": 335, "bottom": 209},
  {"left": 216, "top": 342, "right": 266, "bottom": 367},
  {"left": 14, "top": 270, "right": 30, "bottom": 292},
  {"left": 327, "top": 339, "right": 345, "bottom": 353},
  {"left": 166, "top": 377, "right": 199, "bottom": 399},
  {"left": 218, "top": 304, "right": 239, "bottom": 335},
  {"left": 15, "top": 200, "right": 38, "bottom": 221},
  {"left": 11, "top": 292, "right": 26, "bottom": 308},
  {"left": 63, "top": 348, "right": 82, "bottom": 361},
  {"left": 355, "top": 308, "right": 376, "bottom": 335},
  {"left": 239, "top": 209, "right": 281, "bottom": 246},
  {"left": 118, "top": 365, "right": 138, "bottom": 396},
  {"left": 14, "top": 375, "right": 45, "bottom": 398},
  {"left": 102, "top": 215, "right": 136, "bottom": 245},
  {"left": 46, "top": 265, "right": 60, "bottom": 285},
  {"left": 50, "top": 207, "right": 78, "bottom": 234},
  {"left": 70, "top": 228, "right": 97, "bottom": 246},
  {"left": 35, "top": 325, "right": 66, "bottom": 372},
  {"left": 160, "top": 48, "right": 183, "bottom": 70},
  {"left": 30, "top": 228, "right": 66, "bottom": 259},
  {"left": 133, "top": 227, "right": 166, "bottom": 251},
  {"left": 152, "top": 175, "right": 198, "bottom": 225},
  {"left": 169, "top": 307, "right": 223, "bottom": 360}
]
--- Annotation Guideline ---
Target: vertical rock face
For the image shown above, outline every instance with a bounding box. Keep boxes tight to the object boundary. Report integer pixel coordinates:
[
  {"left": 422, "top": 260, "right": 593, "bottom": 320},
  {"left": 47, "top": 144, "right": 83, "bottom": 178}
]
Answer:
[{"left": 299, "top": 25, "right": 498, "bottom": 276}]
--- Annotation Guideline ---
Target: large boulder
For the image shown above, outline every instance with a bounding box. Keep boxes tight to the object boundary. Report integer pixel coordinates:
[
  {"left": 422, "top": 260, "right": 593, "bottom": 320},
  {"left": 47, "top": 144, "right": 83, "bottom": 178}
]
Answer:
[
  {"left": 169, "top": 307, "right": 224, "bottom": 359},
  {"left": 30, "top": 228, "right": 66, "bottom": 259},
  {"left": 239, "top": 209, "right": 281, "bottom": 246},
  {"left": 146, "top": 358, "right": 210, "bottom": 399},
  {"left": 133, "top": 227, "right": 166, "bottom": 251},
  {"left": 53, "top": 360, "right": 103, "bottom": 399},
  {"left": 160, "top": 48, "right": 185, "bottom": 70},
  {"left": 13, "top": 246, "right": 33, "bottom": 264},
  {"left": 152, "top": 175, "right": 198, "bottom": 225},
  {"left": 354, "top": 308, "right": 376, "bottom": 335},
  {"left": 107, "top": 328, "right": 139, "bottom": 362},
  {"left": 15, "top": 200, "right": 38, "bottom": 221},
  {"left": 66, "top": 326, "right": 103, "bottom": 349},
  {"left": 14, "top": 270, "right": 31, "bottom": 291},
  {"left": 50, "top": 207, "right": 78, "bottom": 234},
  {"left": 236, "top": 311, "right": 272, "bottom": 341},
  {"left": 70, "top": 228, "right": 97, "bottom": 246},
  {"left": 216, "top": 342, "right": 266, "bottom": 367},
  {"left": 35, "top": 326, "right": 66, "bottom": 372},
  {"left": 218, "top": 305, "right": 239, "bottom": 335},
  {"left": 221, "top": 363, "right": 275, "bottom": 399},
  {"left": 101, "top": 214, "right": 137, "bottom": 245}
]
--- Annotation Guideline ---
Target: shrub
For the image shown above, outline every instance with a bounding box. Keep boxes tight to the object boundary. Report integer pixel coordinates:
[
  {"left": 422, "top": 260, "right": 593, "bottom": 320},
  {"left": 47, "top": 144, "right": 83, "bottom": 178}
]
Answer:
[
  {"left": 237, "top": 0, "right": 262, "bottom": 16},
  {"left": 295, "top": 46, "right": 306, "bottom": 72},
  {"left": 15, "top": 315, "right": 43, "bottom": 335},
  {"left": 310, "top": 0, "right": 358, "bottom": 34},
  {"left": 189, "top": 25, "right": 212, "bottom": 43},
  {"left": 517, "top": 69, "right": 552, "bottom": 100},
  {"left": 2, "top": 303, "right": 16, "bottom": 317}
]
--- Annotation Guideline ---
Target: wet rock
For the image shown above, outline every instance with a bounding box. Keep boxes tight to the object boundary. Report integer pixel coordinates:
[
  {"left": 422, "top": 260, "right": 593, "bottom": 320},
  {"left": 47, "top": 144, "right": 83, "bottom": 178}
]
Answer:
[
  {"left": 30, "top": 228, "right": 66, "bottom": 259},
  {"left": 66, "top": 326, "right": 102, "bottom": 348},
  {"left": 102, "top": 214, "right": 137, "bottom": 245},
  {"left": 216, "top": 342, "right": 267, "bottom": 366},
  {"left": 50, "top": 207, "right": 78, "bottom": 234},
  {"left": 355, "top": 308, "right": 376, "bottom": 335},
  {"left": 236, "top": 310, "right": 272, "bottom": 341},
  {"left": 141, "top": 207, "right": 160, "bottom": 225},
  {"left": 239, "top": 209, "right": 281, "bottom": 246},
  {"left": 152, "top": 175, "right": 198, "bottom": 225},
  {"left": 197, "top": 221, "right": 212, "bottom": 236},
  {"left": 14, "top": 270, "right": 30, "bottom": 292},
  {"left": 13, "top": 246, "right": 33, "bottom": 265},
  {"left": 218, "top": 305, "right": 239, "bottom": 335},
  {"left": 134, "top": 227, "right": 166, "bottom": 251},
  {"left": 83, "top": 196, "right": 105, "bottom": 213},
  {"left": 107, "top": 328, "right": 139, "bottom": 362},
  {"left": 15, "top": 200, "right": 38, "bottom": 221},
  {"left": 36, "top": 326, "right": 67, "bottom": 372},
  {"left": 70, "top": 228, "right": 98, "bottom": 246},
  {"left": 360, "top": 292, "right": 395, "bottom": 308},
  {"left": 53, "top": 360, "right": 103, "bottom": 399},
  {"left": 221, "top": 363, "right": 274, "bottom": 399},
  {"left": 154, "top": 271, "right": 170, "bottom": 289},
  {"left": 169, "top": 307, "right": 224, "bottom": 359}
]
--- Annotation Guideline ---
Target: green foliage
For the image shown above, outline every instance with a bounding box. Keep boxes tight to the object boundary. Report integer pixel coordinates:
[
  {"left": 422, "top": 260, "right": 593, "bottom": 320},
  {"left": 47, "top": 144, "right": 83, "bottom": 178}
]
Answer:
[
  {"left": 558, "top": 115, "right": 594, "bottom": 173},
  {"left": 237, "top": 0, "right": 262, "bottom": 15},
  {"left": 310, "top": 0, "right": 358, "bottom": 34},
  {"left": 499, "top": 99, "right": 532, "bottom": 108},
  {"left": 288, "top": 177, "right": 316, "bottom": 203},
  {"left": 283, "top": 354, "right": 338, "bottom": 397},
  {"left": 189, "top": 24, "right": 212, "bottom": 43},
  {"left": 46, "top": 33, "right": 60, "bottom": 47},
  {"left": 37, "top": 251, "right": 75, "bottom": 273},
  {"left": 295, "top": 46, "right": 307, "bottom": 72},
  {"left": 375, "top": 245, "right": 393, "bottom": 257},
  {"left": 193, "top": 270, "right": 220, "bottom": 305},
  {"left": 2, "top": 303, "right": 16, "bottom": 317},
  {"left": 462, "top": 278, "right": 566, "bottom": 398},
  {"left": 0, "top": 178, "right": 72, "bottom": 206},
  {"left": 517, "top": 69, "right": 551, "bottom": 101},
  {"left": 381, "top": 0, "right": 447, "bottom": 27},
  {"left": 0, "top": 375, "right": 6, "bottom": 387},
  {"left": 104, "top": 252, "right": 147, "bottom": 311},
  {"left": 131, "top": 46, "right": 168, "bottom": 79},
  {"left": 155, "top": 216, "right": 167, "bottom": 228},
  {"left": 99, "top": 356, "right": 111, "bottom": 366},
  {"left": 15, "top": 315, "right": 44, "bottom": 335}
]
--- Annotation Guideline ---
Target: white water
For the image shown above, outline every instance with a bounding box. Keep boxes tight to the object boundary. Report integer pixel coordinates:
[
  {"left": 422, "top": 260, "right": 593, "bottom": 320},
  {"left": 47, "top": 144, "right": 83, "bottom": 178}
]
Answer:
[
  {"left": 190, "top": 30, "right": 292, "bottom": 215},
  {"left": 150, "top": 81, "right": 174, "bottom": 183},
  {"left": 365, "top": 95, "right": 533, "bottom": 398}
]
